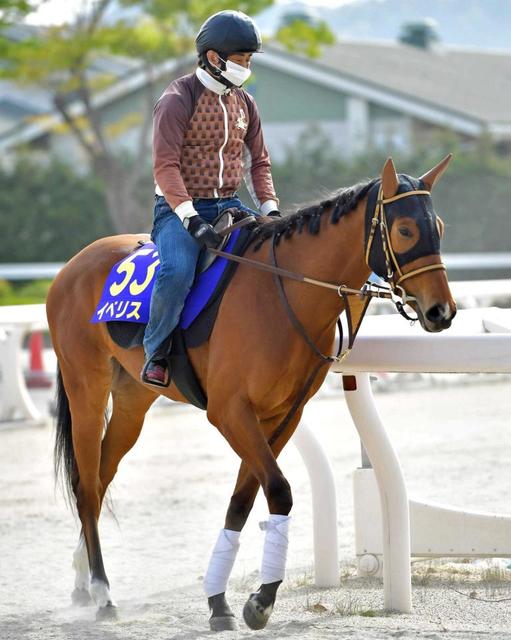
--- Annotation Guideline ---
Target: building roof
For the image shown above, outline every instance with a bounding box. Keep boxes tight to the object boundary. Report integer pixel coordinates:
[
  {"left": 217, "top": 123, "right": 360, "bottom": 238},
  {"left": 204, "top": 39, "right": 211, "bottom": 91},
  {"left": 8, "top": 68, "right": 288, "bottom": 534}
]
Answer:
[
  {"left": 0, "top": 23, "right": 148, "bottom": 143},
  {"left": 262, "top": 41, "right": 511, "bottom": 136},
  {"left": 1, "top": 39, "right": 511, "bottom": 152}
]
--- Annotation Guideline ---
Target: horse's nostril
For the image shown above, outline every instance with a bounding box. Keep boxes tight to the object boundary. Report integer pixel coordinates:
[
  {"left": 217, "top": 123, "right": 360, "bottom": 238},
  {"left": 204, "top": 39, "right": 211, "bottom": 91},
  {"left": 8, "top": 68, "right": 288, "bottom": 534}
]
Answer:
[{"left": 425, "top": 304, "right": 444, "bottom": 323}]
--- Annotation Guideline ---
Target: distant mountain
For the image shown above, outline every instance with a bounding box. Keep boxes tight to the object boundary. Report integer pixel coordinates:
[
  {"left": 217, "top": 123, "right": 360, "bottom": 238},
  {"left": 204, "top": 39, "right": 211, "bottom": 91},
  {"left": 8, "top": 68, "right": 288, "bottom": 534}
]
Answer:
[{"left": 258, "top": 0, "right": 511, "bottom": 50}]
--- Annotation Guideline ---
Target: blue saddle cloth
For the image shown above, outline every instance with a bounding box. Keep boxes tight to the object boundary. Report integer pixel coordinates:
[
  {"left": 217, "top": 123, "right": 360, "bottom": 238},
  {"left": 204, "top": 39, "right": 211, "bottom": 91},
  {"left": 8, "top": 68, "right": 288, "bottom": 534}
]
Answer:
[
  {"left": 92, "top": 226, "right": 253, "bottom": 411},
  {"left": 91, "top": 229, "right": 241, "bottom": 330}
]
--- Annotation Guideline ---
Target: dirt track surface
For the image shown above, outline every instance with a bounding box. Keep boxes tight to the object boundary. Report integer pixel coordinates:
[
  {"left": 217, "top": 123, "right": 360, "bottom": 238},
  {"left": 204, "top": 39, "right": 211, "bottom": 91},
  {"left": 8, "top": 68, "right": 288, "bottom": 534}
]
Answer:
[{"left": 1, "top": 377, "right": 511, "bottom": 639}]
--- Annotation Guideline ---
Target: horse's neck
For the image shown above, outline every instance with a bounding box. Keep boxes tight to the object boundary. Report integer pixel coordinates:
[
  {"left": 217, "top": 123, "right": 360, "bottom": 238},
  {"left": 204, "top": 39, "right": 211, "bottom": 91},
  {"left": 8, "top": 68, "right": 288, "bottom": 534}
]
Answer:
[{"left": 273, "top": 199, "right": 371, "bottom": 335}]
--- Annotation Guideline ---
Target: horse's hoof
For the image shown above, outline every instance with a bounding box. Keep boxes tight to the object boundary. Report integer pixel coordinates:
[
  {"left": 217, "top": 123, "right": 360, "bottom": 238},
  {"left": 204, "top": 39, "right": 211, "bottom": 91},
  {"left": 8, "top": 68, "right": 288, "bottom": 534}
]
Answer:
[
  {"left": 209, "top": 615, "right": 238, "bottom": 632},
  {"left": 96, "top": 602, "right": 118, "bottom": 621},
  {"left": 71, "top": 587, "right": 92, "bottom": 607},
  {"left": 207, "top": 592, "right": 237, "bottom": 631},
  {"left": 242, "top": 595, "right": 273, "bottom": 630}
]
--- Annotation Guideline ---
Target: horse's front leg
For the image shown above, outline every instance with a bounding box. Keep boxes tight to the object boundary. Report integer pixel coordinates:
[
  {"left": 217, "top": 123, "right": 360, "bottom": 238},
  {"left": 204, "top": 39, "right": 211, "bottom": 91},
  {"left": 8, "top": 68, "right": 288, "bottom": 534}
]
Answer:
[
  {"left": 205, "top": 400, "right": 301, "bottom": 631},
  {"left": 242, "top": 488, "right": 292, "bottom": 631},
  {"left": 205, "top": 461, "right": 258, "bottom": 631}
]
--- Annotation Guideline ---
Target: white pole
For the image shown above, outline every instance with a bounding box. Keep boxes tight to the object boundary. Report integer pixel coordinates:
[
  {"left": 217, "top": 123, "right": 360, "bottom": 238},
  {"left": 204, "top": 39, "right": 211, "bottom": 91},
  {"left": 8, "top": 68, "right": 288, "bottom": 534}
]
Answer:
[
  {"left": 293, "top": 420, "right": 339, "bottom": 587},
  {"left": 0, "top": 326, "right": 43, "bottom": 424},
  {"left": 343, "top": 373, "right": 411, "bottom": 612}
]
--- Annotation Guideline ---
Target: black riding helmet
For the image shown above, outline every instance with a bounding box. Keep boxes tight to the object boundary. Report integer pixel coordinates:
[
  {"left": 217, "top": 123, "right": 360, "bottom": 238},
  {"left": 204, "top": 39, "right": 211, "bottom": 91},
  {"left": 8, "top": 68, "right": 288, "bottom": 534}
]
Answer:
[
  {"left": 196, "top": 10, "right": 262, "bottom": 84},
  {"left": 196, "top": 10, "right": 263, "bottom": 55}
]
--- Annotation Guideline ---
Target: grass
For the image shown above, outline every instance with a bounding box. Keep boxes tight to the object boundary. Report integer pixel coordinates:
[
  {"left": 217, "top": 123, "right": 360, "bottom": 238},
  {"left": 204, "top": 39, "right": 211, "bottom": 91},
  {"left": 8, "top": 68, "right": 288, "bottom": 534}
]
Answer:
[
  {"left": 410, "top": 558, "right": 511, "bottom": 603},
  {"left": 481, "top": 563, "right": 511, "bottom": 585},
  {"left": 287, "top": 569, "right": 315, "bottom": 589},
  {"left": 304, "top": 596, "right": 328, "bottom": 614},
  {"left": 0, "top": 279, "right": 52, "bottom": 305},
  {"left": 411, "top": 563, "right": 438, "bottom": 586}
]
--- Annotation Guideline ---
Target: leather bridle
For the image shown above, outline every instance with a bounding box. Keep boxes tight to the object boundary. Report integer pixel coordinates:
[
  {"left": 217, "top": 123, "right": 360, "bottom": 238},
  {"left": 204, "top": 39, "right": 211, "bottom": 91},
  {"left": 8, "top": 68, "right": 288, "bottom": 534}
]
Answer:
[
  {"left": 207, "top": 181, "right": 448, "bottom": 447},
  {"left": 365, "top": 185, "right": 446, "bottom": 316},
  {"left": 210, "top": 182, "right": 446, "bottom": 323}
]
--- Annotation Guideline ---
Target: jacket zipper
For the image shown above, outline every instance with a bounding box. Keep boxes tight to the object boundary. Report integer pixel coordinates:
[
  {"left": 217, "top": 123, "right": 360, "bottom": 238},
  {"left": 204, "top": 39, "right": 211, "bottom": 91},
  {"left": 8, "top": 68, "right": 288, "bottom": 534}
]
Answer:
[{"left": 216, "top": 94, "right": 229, "bottom": 197}]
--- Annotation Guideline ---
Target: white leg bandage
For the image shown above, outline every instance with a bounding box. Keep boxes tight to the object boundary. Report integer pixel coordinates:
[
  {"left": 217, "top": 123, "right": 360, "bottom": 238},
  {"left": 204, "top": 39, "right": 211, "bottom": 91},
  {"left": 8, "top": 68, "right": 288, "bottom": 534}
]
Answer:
[
  {"left": 259, "top": 514, "right": 291, "bottom": 584},
  {"left": 90, "top": 579, "right": 115, "bottom": 608},
  {"left": 203, "top": 529, "right": 241, "bottom": 598},
  {"left": 72, "top": 537, "right": 90, "bottom": 590}
]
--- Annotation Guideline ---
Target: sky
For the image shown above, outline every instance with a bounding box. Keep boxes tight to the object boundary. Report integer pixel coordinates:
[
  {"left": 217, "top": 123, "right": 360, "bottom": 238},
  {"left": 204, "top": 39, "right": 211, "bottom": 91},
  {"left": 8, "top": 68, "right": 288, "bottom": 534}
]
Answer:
[{"left": 27, "top": 0, "right": 359, "bottom": 25}]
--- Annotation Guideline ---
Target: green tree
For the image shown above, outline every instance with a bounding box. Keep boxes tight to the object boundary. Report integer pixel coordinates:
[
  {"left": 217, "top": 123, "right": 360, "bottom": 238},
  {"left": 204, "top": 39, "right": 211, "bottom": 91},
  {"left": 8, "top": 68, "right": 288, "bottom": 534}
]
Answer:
[
  {"left": 268, "top": 127, "right": 511, "bottom": 257},
  {"left": 2, "top": 1, "right": 275, "bottom": 233},
  {"left": 0, "top": 0, "right": 36, "bottom": 53},
  {"left": 2, "top": 1, "right": 334, "bottom": 233},
  {"left": 276, "top": 18, "right": 335, "bottom": 58},
  {"left": 398, "top": 18, "right": 440, "bottom": 50},
  {"left": 4, "top": 129, "right": 511, "bottom": 263},
  {"left": 0, "top": 158, "right": 114, "bottom": 261},
  {"left": 0, "top": 0, "right": 33, "bottom": 27}
]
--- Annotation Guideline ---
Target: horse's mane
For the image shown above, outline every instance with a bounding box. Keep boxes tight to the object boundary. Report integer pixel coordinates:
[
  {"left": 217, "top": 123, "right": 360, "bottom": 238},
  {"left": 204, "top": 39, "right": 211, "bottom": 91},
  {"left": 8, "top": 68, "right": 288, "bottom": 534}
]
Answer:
[{"left": 251, "top": 178, "right": 378, "bottom": 251}]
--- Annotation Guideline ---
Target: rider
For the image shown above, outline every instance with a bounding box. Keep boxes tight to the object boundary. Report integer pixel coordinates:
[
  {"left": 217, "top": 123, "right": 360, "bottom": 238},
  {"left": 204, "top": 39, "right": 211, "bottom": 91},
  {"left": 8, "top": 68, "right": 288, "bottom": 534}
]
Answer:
[{"left": 142, "top": 10, "right": 280, "bottom": 387}]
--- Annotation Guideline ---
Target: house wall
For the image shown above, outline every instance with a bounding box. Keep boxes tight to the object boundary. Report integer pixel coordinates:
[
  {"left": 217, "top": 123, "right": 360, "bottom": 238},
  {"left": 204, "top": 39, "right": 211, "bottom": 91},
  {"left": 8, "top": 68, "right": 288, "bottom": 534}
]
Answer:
[
  {"left": 42, "top": 78, "right": 171, "bottom": 172},
  {"left": 0, "top": 112, "right": 19, "bottom": 136},
  {"left": 4, "top": 58, "right": 474, "bottom": 173},
  {"left": 250, "top": 63, "right": 413, "bottom": 160},
  {"left": 45, "top": 71, "right": 187, "bottom": 171},
  {"left": 250, "top": 64, "right": 348, "bottom": 121}
]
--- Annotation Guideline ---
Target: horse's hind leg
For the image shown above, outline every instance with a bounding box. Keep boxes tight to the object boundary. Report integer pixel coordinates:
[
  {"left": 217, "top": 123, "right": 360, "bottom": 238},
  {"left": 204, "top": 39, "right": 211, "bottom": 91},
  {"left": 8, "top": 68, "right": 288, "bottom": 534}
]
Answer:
[
  {"left": 69, "top": 366, "right": 157, "bottom": 610},
  {"left": 59, "top": 357, "right": 117, "bottom": 618},
  {"left": 98, "top": 366, "right": 157, "bottom": 504},
  {"left": 71, "top": 534, "right": 93, "bottom": 605}
]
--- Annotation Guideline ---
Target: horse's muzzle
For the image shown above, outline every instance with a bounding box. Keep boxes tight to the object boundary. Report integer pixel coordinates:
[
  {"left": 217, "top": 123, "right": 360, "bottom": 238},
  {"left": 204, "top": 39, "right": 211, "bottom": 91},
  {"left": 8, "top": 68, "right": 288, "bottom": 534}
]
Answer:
[{"left": 423, "top": 303, "right": 457, "bottom": 332}]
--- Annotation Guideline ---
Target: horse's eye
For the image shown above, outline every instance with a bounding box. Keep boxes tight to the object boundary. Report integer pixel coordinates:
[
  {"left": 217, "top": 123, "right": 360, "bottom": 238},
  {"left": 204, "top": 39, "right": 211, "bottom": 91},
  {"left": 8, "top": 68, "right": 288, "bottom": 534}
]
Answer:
[{"left": 398, "top": 225, "right": 413, "bottom": 238}]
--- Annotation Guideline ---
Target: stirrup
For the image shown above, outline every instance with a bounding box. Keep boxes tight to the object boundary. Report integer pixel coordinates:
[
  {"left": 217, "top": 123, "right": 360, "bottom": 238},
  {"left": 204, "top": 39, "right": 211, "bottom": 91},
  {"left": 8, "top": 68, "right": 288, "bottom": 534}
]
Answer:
[{"left": 140, "top": 358, "right": 170, "bottom": 388}]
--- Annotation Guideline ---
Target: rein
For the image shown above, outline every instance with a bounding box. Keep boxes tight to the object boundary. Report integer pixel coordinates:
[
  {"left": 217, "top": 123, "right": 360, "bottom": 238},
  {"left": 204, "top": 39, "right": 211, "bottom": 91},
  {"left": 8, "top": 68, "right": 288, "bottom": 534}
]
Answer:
[
  {"left": 207, "top": 186, "right": 445, "bottom": 446},
  {"left": 208, "top": 246, "right": 393, "bottom": 300},
  {"left": 265, "top": 236, "right": 360, "bottom": 448}
]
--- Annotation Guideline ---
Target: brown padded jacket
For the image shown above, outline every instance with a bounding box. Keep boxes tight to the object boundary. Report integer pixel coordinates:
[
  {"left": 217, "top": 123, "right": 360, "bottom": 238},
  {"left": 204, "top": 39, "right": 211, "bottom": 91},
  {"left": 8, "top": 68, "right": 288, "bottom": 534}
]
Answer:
[{"left": 153, "top": 70, "right": 278, "bottom": 211}]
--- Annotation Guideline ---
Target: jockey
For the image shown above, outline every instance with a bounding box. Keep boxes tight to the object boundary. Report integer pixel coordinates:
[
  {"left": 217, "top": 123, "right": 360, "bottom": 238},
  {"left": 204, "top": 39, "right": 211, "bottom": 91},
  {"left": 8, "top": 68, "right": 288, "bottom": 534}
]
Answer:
[{"left": 141, "top": 10, "right": 280, "bottom": 387}]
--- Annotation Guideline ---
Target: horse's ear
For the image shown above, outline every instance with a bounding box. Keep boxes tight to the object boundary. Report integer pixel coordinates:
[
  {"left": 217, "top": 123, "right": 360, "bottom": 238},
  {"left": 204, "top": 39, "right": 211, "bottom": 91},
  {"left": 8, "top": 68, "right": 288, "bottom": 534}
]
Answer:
[
  {"left": 420, "top": 153, "right": 453, "bottom": 191},
  {"left": 381, "top": 157, "right": 399, "bottom": 199}
]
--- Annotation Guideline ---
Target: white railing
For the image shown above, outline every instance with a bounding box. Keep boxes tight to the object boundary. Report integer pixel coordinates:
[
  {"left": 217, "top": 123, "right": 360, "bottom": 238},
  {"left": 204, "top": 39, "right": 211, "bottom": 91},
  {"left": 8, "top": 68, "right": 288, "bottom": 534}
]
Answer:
[
  {"left": 0, "top": 304, "right": 48, "bottom": 425},
  {"left": 293, "top": 306, "right": 511, "bottom": 613},
  {"left": 2, "top": 282, "right": 509, "bottom": 424},
  {"left": 2, "top": 289, "right": 511, "bottom": 614},
  {"left": 0, "top": 254, "right": 510, "bottom": 281}
]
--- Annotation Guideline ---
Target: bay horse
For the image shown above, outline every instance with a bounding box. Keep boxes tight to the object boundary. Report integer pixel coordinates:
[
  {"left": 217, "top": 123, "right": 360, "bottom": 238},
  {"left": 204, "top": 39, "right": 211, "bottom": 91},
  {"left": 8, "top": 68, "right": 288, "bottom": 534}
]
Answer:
[{"left": 46, "top": 156, "right": 456, "bottom": 630}]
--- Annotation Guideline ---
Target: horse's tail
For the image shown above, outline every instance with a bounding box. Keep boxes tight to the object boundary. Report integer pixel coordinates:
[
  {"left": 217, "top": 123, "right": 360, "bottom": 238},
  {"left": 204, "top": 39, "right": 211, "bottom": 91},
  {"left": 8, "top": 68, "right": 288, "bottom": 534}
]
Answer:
[{"left": 54, "top": 365, "right": 77, "bottom": 506}]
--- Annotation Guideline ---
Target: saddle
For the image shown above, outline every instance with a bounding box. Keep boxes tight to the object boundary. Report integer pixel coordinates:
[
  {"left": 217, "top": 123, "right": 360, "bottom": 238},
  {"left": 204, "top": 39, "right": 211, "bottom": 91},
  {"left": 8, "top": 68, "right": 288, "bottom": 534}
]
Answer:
[{"left": 92, "top": 209, "right": 256, "bottom": 409}]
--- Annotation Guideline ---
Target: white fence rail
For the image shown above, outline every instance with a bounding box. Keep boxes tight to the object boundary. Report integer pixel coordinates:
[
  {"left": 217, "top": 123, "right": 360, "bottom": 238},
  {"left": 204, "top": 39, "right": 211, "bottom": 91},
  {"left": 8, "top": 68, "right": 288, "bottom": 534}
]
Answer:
[
  {"left": 1, "top": 254, "right": 510, "bottom": 281},
  {"left": 1, "top": 288, "right": 511, "bottom": 613},
  {"left": 294, "top": 306, "right": 511, "bottom": 613},
  {"left": 0, "top": 304, "right": 48, "bottom": 425}
]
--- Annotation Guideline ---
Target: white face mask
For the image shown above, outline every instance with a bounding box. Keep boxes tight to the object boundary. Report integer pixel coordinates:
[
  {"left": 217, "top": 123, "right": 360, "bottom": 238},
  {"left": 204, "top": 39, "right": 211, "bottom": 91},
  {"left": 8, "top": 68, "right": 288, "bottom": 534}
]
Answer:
[{"left": 216, "top": 57, "right": 251, "bottom": 86}]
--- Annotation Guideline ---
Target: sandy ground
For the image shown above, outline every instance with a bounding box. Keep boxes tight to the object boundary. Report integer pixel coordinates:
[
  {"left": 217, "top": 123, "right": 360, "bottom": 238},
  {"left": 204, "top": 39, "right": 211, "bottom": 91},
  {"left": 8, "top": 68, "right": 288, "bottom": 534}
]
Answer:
[{"left": 1, "top": 375, "right": 511, "bottom": 639}]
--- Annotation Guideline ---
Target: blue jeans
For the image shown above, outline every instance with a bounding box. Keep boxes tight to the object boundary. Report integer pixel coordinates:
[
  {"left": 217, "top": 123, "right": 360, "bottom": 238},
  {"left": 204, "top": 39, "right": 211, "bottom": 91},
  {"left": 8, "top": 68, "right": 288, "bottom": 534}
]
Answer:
[{"left": 143, "top": 195, "right": 259, "bottom": 360}]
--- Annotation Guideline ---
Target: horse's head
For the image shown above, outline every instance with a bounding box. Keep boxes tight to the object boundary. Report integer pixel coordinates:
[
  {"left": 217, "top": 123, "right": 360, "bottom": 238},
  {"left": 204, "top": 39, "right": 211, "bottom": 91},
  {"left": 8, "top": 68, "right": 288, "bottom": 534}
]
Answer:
[{"left": 365, "top": 155, "right": 457, "bottom": 332}]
